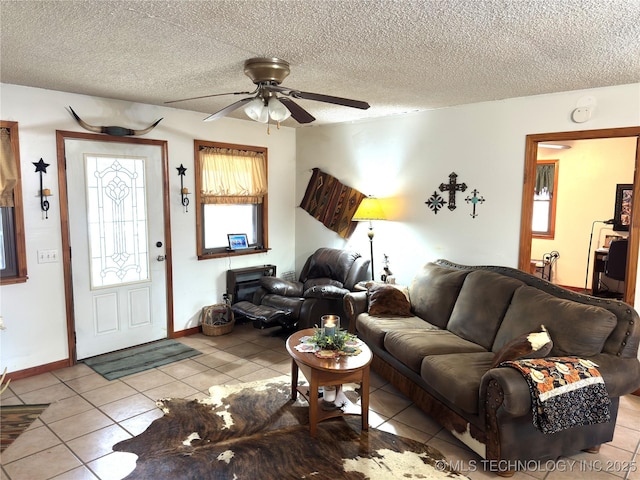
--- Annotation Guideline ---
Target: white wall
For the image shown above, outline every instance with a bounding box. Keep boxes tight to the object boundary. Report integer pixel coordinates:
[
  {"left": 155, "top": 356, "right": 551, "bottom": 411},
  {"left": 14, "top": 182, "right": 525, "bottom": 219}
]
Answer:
[
  {"left": 0, "top": 83, "right": 297, "bottom": 373},
  {"left": 3, "top": 82, "right": 639, "bottom": 374},
  {"left": 296, "top": 84, "right": 640, "bottom": 288},
  {"left": 533, "top": 138, "right": 636, "bottom": 289}
]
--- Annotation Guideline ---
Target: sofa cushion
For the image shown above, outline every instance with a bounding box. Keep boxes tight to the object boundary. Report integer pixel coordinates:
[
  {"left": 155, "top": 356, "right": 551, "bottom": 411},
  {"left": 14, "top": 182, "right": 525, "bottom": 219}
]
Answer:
[
  {"left": 384, "top": 329, "right": 487, "bottom": 373},
  {"left": 447, "top": 270, "right": 524, "bottom": 349},
  {"left": 408, "top": 263, "right": 470, "bottom": 328},
  {"left": 491, "top": 325, "right": 553, "bottom": 368},
  {"left": 356, "top": 314, "right": 435, "bottom": 349},
  {"left": 494, "top": 286, "right": 618, "bottom": 357},
  {"left": 420, "top": 352, "right": 495, "bottom": 415},
  {"left": 368, "top": 284, "right": 412, "bottom": 317}
]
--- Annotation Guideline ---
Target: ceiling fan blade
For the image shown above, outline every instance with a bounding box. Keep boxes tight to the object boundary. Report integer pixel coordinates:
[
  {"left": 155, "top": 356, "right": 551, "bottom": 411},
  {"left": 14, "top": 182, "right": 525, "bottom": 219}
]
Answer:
[
  {"left": 203, "top": 97, "right": 254, "bottom": 122},
  {"left": 165, "top": 88, "right": 257, "bottom": 105},
  {"left": 293, "top": 91, "right": 370, "bottom": 110},
  {"left": 267, "top": 85, "right": 369, "bottom": 110},
  {"left": 278, "top": 98, "right": 316, "bottom": 124}
]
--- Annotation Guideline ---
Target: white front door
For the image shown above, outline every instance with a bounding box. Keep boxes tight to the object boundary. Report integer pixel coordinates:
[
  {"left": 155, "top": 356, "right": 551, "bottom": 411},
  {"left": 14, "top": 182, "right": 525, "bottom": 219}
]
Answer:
[{"left": 65, "top": 138, "right": 168, "bottom": 359}]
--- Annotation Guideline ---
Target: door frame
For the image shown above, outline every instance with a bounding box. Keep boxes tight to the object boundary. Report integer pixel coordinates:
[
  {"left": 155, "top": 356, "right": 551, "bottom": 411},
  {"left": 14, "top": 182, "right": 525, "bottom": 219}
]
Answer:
[
  {"left": 56, "top": 130, "right": 174, "bottom": 363},
  {"left": 518, "top": 126, "right": 640, "bottom": 305}
]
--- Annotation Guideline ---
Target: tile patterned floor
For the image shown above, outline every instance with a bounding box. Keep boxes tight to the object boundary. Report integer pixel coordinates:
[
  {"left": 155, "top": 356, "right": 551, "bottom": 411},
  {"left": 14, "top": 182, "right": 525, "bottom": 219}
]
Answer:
[{"left": 1, "top": 321, "right": 639, "bottom": 479}]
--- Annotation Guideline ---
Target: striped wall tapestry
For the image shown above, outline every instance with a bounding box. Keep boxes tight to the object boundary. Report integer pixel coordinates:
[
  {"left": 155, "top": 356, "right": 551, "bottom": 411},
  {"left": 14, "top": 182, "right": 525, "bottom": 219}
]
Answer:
[{"left": 299, "top": 168, "right": 365, "bottom": 239}]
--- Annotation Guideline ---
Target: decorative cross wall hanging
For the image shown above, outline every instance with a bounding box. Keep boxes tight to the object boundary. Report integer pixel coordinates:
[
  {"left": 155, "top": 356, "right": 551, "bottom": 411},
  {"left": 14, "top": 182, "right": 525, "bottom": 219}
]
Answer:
[
  {"left": 425, "top": 191, "right": 447, "bottom": 214},
  {"left": 465, "top": 189, "right": 485, "bottom": 218},
  {"left": 439, "top": 172, "right": 467, "bottom": 210}
]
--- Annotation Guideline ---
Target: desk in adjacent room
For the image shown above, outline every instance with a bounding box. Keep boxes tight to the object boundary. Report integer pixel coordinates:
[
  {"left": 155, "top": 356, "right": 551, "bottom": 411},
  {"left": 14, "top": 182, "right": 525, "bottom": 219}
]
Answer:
[{"left": 591, "top": 248, "right": 609, "bottom": 296}]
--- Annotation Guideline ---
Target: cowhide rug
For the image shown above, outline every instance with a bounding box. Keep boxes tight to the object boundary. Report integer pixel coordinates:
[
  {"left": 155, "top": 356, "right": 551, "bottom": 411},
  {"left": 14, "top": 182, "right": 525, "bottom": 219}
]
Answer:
[{"left": 113, "top": 376, "right": 467, "bottom": 479}]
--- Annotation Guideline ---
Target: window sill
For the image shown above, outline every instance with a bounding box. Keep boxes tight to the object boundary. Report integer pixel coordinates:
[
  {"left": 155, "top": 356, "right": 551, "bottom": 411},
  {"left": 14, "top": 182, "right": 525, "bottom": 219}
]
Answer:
[
  {"left": 1, "top": 274, "right": 28, "bottom": 285},
  {"left": 198, "top": 248, "right": 270, "bottom": 261}
]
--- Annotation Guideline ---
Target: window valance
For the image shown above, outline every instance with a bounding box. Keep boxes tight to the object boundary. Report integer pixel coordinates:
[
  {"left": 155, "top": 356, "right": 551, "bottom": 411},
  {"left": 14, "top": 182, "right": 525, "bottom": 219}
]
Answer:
[
  {"left": 200, "top": 147, "right": 267, "bottom": 204},
  {"left": 535, "top": 163, "right": 555, "bottom": 196}
]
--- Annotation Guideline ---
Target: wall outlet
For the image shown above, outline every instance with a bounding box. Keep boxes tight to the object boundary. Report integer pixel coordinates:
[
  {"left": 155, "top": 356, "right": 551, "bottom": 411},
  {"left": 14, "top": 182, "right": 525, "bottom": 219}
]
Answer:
[{"left": 38, "top": 249, "right": 59, "bottom": 263}]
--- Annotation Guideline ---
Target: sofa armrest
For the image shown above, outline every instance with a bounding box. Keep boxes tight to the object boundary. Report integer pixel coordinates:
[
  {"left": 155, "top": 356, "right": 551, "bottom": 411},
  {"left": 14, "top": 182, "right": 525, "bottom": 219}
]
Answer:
[
  {"left": 480, "top": 367, "right": 532, "bottom": 418},
  {"left": 344, "top": 291, "right": 368, "bottom": 333},
  {"left": 480, "top": 353, "right": 640, "bottom": 420},
  {"left": 303, "top": 285, "right": 349, "bottom": 299}
]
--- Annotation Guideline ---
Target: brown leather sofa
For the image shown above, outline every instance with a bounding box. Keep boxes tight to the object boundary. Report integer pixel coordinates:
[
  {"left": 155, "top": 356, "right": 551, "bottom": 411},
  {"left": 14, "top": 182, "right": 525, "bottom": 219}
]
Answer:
[
  {"left": 344, "top": 260, "right": 640, "bottom": 475},
  {"left": 247, "top": 247, "right": 370, "bottom": 330}
]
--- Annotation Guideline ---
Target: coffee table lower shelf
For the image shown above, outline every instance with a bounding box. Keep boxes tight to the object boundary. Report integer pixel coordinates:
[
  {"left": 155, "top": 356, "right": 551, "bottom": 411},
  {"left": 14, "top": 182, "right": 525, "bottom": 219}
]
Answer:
[{"left": 295, "top": 384, "right": 363, "bottom": 424}]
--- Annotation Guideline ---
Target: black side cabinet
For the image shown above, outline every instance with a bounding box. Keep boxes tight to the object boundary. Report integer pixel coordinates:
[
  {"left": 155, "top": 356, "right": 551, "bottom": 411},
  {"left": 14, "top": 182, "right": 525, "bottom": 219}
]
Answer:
[{"left": 226, "top": 264, "right": 277, "bottom": 304}]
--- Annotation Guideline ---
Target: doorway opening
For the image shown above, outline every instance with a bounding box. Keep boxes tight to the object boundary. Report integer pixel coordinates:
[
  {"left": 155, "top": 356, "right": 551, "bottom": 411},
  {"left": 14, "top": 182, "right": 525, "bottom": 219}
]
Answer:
[
  {"left": 56, "top": 130, "right": 174, "bottom": 363},
  {"left": 518, "top": 127, "right": 640, "bottom": 306}
]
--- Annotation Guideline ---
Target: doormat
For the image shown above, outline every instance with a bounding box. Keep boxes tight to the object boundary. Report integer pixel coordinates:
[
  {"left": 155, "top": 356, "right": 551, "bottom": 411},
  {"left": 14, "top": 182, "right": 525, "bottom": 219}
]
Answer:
[
  {"left": 84, "top": 339, "right": 202, "bottom": 380},
  {"left": 114, "top": 377, "right": 469, "bottom": 479},
  {"left": 1, "top": 404, "right": 49, "bottom": 452}
]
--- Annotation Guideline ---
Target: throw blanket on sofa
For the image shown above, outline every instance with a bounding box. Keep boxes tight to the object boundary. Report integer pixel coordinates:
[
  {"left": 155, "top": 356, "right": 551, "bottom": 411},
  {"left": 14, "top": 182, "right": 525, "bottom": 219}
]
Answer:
[{"left": 500, "top": 357, "right": 611, "bottom": 434}]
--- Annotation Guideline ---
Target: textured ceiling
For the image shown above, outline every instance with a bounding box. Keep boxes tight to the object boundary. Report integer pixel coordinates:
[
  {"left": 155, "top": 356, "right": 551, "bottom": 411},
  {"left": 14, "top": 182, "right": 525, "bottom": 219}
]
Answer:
[{"left": 1, "top": 0, "right": 639, "bottom": 127}]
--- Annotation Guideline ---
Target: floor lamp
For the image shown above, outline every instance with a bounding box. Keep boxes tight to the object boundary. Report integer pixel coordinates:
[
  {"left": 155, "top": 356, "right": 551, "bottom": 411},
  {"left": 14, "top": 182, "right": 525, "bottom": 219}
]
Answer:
[
  {"left": 352, "top": 197, "right": 387, "bottom": 280},
  {"left": 584, "top": 218, "right": 614, "bottom": 293}
]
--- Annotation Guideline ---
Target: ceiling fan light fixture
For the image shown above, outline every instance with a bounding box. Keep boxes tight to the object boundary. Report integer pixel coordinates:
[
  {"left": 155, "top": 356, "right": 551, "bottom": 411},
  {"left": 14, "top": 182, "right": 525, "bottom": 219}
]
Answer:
[
  {"left": 244, "top": 98, "right": 269, "bottom": 123},
  {"left": 268, "top": 97, "right": 291, "bottom": 122},
  {"left": 538, "top": 143, "right": 572, "bottom": 150}
]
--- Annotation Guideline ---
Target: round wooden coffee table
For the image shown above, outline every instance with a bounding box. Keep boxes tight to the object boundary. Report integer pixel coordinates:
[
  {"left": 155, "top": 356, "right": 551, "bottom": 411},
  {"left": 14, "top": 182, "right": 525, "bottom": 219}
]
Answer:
[{"left": 286, "top": 328, "right": 373, "bottom": 436}]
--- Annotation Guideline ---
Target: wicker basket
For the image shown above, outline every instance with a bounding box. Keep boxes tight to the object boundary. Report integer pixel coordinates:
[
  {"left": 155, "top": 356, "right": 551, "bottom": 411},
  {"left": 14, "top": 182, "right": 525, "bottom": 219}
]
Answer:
[{"left": 201, "top": 303, "right": 235, "bottom": 336}]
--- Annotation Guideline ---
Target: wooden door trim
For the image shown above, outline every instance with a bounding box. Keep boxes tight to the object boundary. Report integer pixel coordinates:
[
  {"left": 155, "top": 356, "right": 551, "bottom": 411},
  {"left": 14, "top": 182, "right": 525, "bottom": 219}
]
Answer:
[
  {"left": 56, "top": 130, "right": 174, "bottom": 363},
  {"left": 518, "top": 127, "right": 640, "bottom": 305}
]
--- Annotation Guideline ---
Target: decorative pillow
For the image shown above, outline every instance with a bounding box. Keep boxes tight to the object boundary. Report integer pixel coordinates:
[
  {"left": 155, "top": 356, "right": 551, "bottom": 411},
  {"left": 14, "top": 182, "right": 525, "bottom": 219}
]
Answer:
[
  {"left": 491, "top": 325, "right": 553, "bottom": 368},
  {"left": 368, "top": 284, "right": 412, "bottom": 317}
]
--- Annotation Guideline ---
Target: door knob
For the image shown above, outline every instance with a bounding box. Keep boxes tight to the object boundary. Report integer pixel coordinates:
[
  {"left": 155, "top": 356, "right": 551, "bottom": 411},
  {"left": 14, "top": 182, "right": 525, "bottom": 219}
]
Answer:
[{"left": 157, "top": 255, "right": 166, "bottom": 262}]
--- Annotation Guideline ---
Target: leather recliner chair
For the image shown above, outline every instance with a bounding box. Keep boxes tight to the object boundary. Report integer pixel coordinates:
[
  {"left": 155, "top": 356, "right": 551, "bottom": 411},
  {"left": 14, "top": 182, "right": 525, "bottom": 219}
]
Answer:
[{"left": 252, "top": 248, "right": 370, "bottom": 330}]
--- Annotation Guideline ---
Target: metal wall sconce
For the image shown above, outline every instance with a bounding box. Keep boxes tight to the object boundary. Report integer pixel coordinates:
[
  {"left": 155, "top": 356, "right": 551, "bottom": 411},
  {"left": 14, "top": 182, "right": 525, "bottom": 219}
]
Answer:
[
  {"left": 33, "top": 158, "right": 51, "bottom": 219},
  {"left": 177, "top": 164, "right": 190, "bottom": 212}
]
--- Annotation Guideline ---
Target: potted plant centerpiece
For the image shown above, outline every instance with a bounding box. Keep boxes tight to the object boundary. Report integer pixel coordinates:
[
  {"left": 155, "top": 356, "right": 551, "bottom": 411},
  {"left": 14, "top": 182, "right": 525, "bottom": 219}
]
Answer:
[{"left": 311, "top": 315, "right": 360, "bottom": 358}]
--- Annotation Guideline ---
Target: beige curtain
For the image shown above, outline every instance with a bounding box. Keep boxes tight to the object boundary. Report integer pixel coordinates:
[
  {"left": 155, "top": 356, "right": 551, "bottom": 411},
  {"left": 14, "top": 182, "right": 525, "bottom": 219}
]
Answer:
[
  {"left": 0, "top": 128, "right": 17, "bottom": 207},
  {"left": 200, "top": 147, "right": 267, "bottom": 204}
]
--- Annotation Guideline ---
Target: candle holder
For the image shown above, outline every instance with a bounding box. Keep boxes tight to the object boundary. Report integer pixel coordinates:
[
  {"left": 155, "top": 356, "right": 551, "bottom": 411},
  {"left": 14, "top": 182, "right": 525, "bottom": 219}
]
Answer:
[
  {"left": 321, "top": 314, "right": 340, "bottom": 337},
  {"left": 33, "top": 158, "right": 51, "bottom": 219},
  {"left": 176, "top": 164, "right": 190, "bottom": 212}
]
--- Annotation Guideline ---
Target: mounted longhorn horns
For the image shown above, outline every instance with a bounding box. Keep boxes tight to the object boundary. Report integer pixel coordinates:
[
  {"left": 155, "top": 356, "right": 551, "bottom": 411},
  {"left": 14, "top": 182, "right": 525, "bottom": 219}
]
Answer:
[{"left": 68, "top": 107, "right": 163, "bottom": 136}]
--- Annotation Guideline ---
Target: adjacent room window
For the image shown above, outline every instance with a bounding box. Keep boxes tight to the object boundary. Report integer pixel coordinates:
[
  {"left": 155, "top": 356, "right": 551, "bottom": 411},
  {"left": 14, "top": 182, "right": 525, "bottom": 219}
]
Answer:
[
  {"left": 532, "top": 160, "right": 559, "bottom": 239},
  {"left": 195, "top": 140, "right": 268, "bottom": 259},
  {"left": 0, "top": 121, "right": 27, "bottom": 284}
]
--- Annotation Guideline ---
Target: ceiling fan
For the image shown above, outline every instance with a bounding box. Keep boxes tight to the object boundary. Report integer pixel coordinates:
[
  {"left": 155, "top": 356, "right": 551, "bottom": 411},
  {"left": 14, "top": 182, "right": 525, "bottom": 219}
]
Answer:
[{"left": 165, "top": 57, "right": 370, "bottom": 124}]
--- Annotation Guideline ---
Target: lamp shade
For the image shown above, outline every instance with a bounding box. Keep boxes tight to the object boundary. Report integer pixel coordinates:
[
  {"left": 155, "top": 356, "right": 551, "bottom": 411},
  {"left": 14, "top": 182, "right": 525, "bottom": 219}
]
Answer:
[
  {"left": 244, "top": 98, "right": 269, "bottom": 123},
  {"left": 268, "top": 97, "right": 291, "bottom": 122},
  {"left": 352, "top": 197, "right": 386, "bottom": 221}
]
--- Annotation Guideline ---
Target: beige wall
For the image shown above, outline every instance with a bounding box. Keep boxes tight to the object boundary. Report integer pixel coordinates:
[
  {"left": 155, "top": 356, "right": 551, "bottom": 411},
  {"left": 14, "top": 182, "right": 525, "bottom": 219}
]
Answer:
[{"left": 532, "top": 137, "right": 637, "bottom": 289}]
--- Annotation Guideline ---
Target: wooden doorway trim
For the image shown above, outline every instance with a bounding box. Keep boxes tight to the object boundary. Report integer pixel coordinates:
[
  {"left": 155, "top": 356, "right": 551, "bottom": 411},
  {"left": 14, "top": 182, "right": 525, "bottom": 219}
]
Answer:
[
  {"left": 56, "top": 130, "right": 174, "bottom": 363},
  {"left": 518, "top": 127, "right": 640, "bottom": 305}
]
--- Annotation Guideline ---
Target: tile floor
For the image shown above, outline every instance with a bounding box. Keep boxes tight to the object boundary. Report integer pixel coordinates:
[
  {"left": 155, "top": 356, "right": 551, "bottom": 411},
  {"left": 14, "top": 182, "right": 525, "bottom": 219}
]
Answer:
[{"left": 1, "top": 321, "right": 639, "bottom": 480}]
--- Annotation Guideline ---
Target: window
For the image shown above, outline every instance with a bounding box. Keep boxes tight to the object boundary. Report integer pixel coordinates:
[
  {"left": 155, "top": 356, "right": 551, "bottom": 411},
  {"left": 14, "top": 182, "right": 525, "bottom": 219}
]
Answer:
[
  {"left": 532, "top": 160, "right": 559, "bottom": 239},
  {"left": 0, "top": 121, "right": 27, "bottom": 284},
  {"left": 195, "top": 140, "right": 268, "bottom": 259}
]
